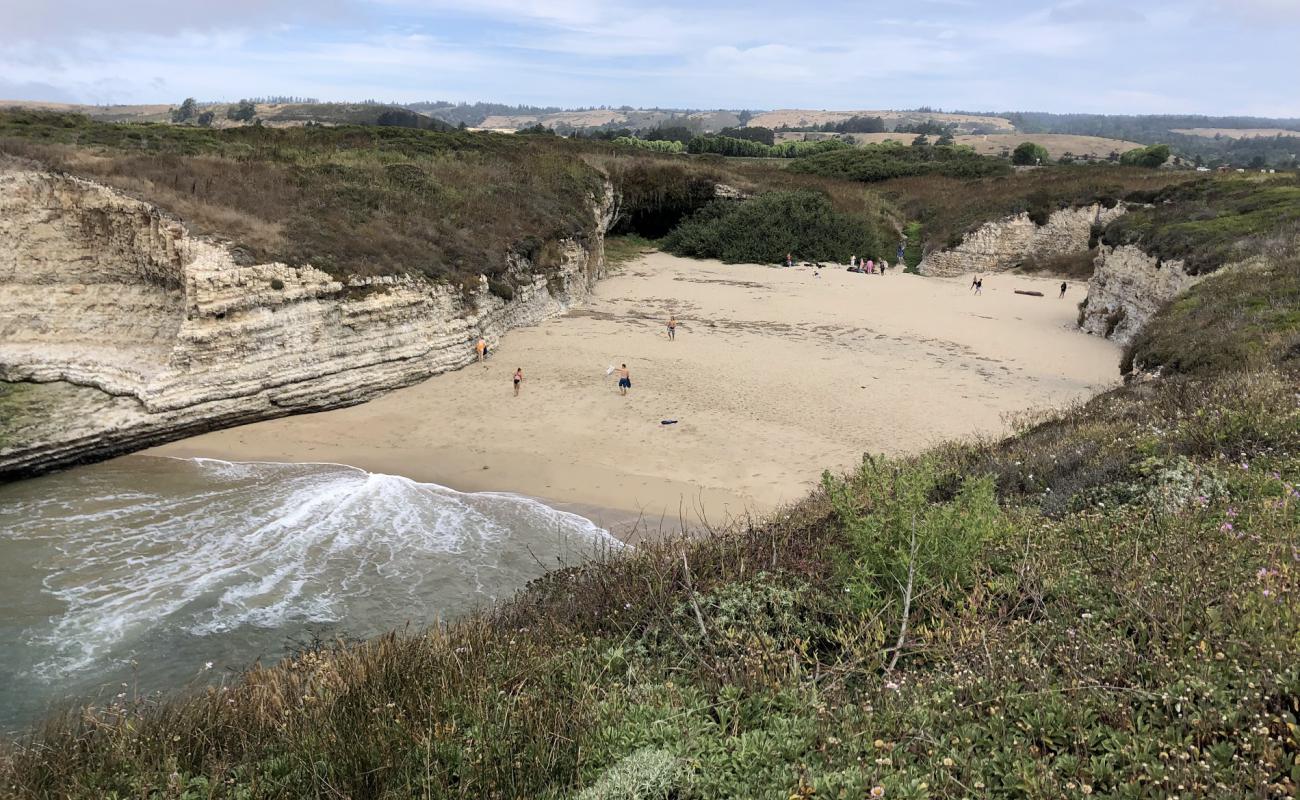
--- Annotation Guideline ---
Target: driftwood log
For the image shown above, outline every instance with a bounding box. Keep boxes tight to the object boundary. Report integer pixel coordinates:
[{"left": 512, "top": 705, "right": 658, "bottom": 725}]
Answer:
[{"left": 1014, "top": 289, "right": 1045, "bottom": 297}]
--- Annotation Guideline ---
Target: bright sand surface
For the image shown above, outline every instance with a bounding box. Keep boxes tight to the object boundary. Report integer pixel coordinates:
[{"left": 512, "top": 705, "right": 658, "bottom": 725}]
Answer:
[{"left": 150, "top": 253, "right": 1120, "bottom": 531}]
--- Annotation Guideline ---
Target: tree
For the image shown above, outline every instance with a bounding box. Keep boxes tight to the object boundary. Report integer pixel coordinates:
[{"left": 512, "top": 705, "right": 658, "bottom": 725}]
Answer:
[
  {"left": 196, "top": 110, "right": 215, "bottom": 127},
  {"left": 719, "top": 126, "right": 775, "bottom": 146},
  {"left": 226, "top": 99, "right": 256, "bottom": 122},
  {"left": 1059, "top": 151, "right": 1076, "bottom": 164},
  {"left": 1119, "top": 144, "right": 1171, "bottom": 169},
  {"left": 1012, "top": 141, "right": 1050, "bottom": 166},
  {"left": 911, "top": 134, "right": 930, "bottom": 148},
  {"left": 171, "top": 97, "right": 198, "bottom": 123},
  {"left": 518, "top": 123, "right": 555, "bottom": 135},
  {"left": 1248, "top": 154, "right": 1267, "bottom": 169},
  {"left": 935, "top": 131, "right": 955, "bottom": 147}
]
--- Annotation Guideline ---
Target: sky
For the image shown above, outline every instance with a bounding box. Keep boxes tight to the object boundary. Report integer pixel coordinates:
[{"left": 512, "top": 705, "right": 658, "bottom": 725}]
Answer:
[{"left": 2, "top": 0, "right": 1300, "bottom": 116}]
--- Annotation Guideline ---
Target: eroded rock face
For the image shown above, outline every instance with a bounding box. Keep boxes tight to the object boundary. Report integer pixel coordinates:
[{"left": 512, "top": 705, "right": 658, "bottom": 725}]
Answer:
[
  {"left": 918, "top": 203, "right": 1128, "bottom": 277},
  {"left": 0, "top": 166, "right": 611, "bottom": 478},
  {"left": 1079, "top": 245, "right": 1201, "bottom": 347}
]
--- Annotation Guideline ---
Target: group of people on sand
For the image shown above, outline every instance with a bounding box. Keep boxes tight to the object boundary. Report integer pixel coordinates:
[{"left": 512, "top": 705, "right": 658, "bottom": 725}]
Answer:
[{"left": 847, "top": 255, "right": 887, "bottom": 274}]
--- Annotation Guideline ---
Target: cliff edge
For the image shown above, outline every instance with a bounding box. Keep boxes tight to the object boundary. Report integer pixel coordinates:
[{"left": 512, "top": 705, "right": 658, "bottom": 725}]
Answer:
[{"left": 0, "top": 166, "right": 612, "bottom": 478}]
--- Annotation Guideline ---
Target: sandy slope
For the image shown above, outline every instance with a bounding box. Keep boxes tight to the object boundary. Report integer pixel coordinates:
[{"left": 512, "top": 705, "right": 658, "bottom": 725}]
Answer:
[{"left": 151, "top": 253, "right": 1119, "bottom": 528}]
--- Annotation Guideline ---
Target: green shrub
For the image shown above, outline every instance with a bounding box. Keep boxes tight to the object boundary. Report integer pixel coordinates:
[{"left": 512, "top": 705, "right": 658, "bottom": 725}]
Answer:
[
  {"left": 269, "top": 278, "right": 285, "bottom": 290},
  {"left": 487, "top": 277, "right": 515, "bottom": 301},
  {"left": 789, "top": 141, "right": 1010, "bottom": 183},
  {"left": 1119, "top": 143, "right": 1172, "bottom": 168},
  {"left": 661, "top": 190, "right": 880, "bottom": 264},
  {"left": 823, "top": 456, "right": 1006, "bottom": 618},
  {"left": 1011, "top": 141, "right": 1051, "bottom": 166},
  {"left": 576, "top": 748, "right": 682, "bottom": 800}
]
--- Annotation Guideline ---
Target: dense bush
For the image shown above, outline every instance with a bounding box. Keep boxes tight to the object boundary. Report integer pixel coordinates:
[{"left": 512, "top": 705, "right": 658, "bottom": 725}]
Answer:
[
  {"left": 661, "top": 190, "right": 881, "bottom": 264},
  {"left": 686, "top": 135, "right": 850, "bottom": 159},
  {"left": 1119, "top": 143, "right": 1172, "bottom": 168},
  {"left": 612, "top": 136, "right": 684, "bottom": 154},
  {"left": 1011, "top": 141, "right": 1050, "bottom": 165},
  {"left": 788, "top": 141, "right": 1011, "bottom": 183}
]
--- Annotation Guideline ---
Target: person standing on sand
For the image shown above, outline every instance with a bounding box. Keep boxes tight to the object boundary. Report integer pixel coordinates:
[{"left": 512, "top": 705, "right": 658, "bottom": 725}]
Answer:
[
  {"left": 616, "top": 364, "right": 631, "bottom": 396},
  {"left": 974, "top": 277, "right": 984, "bottom": 295},
  {"left": 1059, "top": 281, "right": 1068, "bottom": 298},
  {"left": 475, "top": 337, "right": 487, "bottom": 362},
  {"left": 667, "top": 315, "right": 677, "bottom": 340},
  {"left": 880, "top": 258, "right": 888, "bottom": 274},
  {"left": 513, "top": 367, "right": 523, "bottom": 396}
]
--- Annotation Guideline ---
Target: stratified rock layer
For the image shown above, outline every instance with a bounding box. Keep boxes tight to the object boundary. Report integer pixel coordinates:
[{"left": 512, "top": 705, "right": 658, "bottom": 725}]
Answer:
[
  {"left": 0, "top": 166, "right": 611, "bottom": 478},
  {"left": 918, "top": 203, "right": 1128, "bottom": 277}
]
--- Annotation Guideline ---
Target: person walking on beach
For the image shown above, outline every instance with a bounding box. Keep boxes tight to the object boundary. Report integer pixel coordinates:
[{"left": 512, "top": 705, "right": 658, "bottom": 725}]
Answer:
[
  {"left": 475, "top": 336, "right": 487, "bottom": 362},
  {"left": 970, "top": 274, "right": 979, "bottom": 293},
  {"left": 1059, "top": 281, "right": 1068, "bottom": 298},
  {"left": 866, "top": 258, "right": 875, "bottom": 274},
  {"left": 513, "top": 367, "right": 523, "bottom": 396},
  {"left": 974, "top": 277, "right": 984, "bottom": 295},
  {"left": 616, "top": 364, "right": 631, "bottom": 396},
  {"left": 667, "top": 315, "right": 677, "bottom": 340},
  {"left": 880, "top": 258, "right": 888, "bottom": 274}
]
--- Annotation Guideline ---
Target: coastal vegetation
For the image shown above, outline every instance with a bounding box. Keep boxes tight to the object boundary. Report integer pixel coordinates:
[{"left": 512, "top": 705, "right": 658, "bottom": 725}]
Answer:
[
  {"left": 877, "top": 167, "right": 1193, "bottom": 259},
  {"left": 787, "top": 141, "right": 1011, "bottom": 183},
  {"left": 2, "top": 108, "right": 1300, "bottom": 800},
  {"left": 662, "top": 191, "right": 881, "bottom": 264},
  {"left": 4, "top": 268, "right": 1297, "bottom": 799},
  {"left": 0, "top": 110, "right": 605, "bottom": 286},
  {"left": 1101, "top": 174, "right": 1300, "bottom": 273}
]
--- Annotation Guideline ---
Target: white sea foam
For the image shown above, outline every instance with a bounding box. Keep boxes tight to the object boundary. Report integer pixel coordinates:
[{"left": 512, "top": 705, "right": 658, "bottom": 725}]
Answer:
[{"left": 0, "top": 458, "right": 617, "bottom": 681}]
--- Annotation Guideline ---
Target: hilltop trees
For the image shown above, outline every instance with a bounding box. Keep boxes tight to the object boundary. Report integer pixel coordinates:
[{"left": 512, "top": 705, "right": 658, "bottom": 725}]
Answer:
[
  {"left": 170, "top": 98, "right": 198, "bottom": 124},
  {"left": 718, "top": 125, "right": 775, "bottom": 146},
  {"left": 1120, "top": 144, "right": 1172, "bottom": 168},
  {"left": 226, "top": 99, "right": 256, "bottom": 122}
]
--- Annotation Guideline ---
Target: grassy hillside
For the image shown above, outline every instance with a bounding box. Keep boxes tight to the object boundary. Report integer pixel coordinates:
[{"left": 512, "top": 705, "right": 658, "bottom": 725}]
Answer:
[
  {"left": 0, "top": 110, "right": 606, "bottom": 286},
  {"left": 1101, "top": 175, "right": 1300, "bottom": 274},
  {"left": 3, "top": 211, "right": 1297, "bottom": 800},
  {"left": 878, "top": 167, "right": 1193, "bottom": 256},
  {"left": 0, "top": 111, "right": 897, "bottom": 285}
]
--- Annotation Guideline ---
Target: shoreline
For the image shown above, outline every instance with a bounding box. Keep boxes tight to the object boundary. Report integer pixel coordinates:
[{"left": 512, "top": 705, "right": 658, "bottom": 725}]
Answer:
[{"left": 148, "top": 253, "right": 1121, "bottom": 526}]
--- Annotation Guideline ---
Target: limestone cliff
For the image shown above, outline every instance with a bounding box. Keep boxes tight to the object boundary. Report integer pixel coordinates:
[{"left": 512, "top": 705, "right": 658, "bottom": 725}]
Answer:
[
  {"left": 0, "top": 166, "right": 613, "bottom": 478},
  {"left": 918, "top": 203, "right": 1128, "bottom": 277},
  {"left": 1078, "top": 245, "right": 1201, "bottom": 347}
]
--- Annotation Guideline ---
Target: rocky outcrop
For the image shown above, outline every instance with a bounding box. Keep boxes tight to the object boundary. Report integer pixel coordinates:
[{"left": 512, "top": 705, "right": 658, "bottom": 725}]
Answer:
[
  {"left": 0, "top": 166, "right": 612, "bottom": 479},
  {"left": 918, "top": 203, "right": 1128, "bottom": 277},
  {"left": 1078, "top": 245, "right": 1201, "bottom": 347}
]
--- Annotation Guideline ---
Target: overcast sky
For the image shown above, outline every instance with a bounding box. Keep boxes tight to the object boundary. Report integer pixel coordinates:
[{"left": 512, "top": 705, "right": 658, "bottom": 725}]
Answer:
[{"left": 2, "top": 0, "right": 1299, "bottom": 116}]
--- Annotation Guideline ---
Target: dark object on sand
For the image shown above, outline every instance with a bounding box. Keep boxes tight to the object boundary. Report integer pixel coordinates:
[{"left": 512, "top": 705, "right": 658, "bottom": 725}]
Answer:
[
  {"left": 661, "top": 419, "right": 678, "bottom": 425},
  {"left": 1015, "top": 289, "right": 1045, "bottom": 297}
]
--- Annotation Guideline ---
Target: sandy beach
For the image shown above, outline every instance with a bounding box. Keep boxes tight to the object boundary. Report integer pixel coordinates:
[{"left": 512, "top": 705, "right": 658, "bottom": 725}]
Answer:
[{"left": 150, "top": 253, "right": 1120, "bottom": 528}]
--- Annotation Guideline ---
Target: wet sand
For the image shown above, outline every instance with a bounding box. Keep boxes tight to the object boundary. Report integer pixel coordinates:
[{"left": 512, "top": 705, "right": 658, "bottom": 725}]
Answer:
[{"left": 151, "top": 253, "right": 1120, "bottom": 525}]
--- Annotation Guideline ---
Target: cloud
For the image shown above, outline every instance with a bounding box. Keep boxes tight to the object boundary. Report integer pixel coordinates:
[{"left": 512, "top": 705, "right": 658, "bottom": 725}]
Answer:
[
  {"left": 1212, "top": 0, "right": 1300, "bottom": 23},
  {"left": 0, "top": 0, "right": 351, "bottom": 43}
]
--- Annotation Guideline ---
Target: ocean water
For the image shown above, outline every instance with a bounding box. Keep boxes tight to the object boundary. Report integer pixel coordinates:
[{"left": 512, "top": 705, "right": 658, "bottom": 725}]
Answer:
[{"left": 0, "top": 456, "right": 617, "bottom": 732}]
